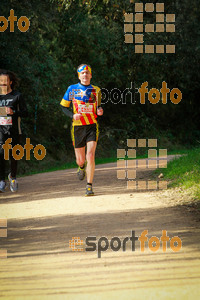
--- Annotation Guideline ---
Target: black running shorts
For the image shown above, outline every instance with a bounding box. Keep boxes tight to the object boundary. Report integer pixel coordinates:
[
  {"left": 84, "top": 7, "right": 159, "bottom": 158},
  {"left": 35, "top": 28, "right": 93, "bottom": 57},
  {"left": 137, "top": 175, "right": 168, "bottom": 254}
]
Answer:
[{"left": 71, "top": 123, "right": 99, "bottom": 148}]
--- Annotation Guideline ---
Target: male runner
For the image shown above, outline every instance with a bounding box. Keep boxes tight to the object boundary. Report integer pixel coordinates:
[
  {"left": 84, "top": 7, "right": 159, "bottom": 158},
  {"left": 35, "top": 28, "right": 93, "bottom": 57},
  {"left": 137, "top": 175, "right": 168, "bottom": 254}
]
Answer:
[
  {"left": 0, "top": 69, "right": 27, "bottom": 192},
  {"left": 60, "top": 64, "right": 103, "bottom": 196}
]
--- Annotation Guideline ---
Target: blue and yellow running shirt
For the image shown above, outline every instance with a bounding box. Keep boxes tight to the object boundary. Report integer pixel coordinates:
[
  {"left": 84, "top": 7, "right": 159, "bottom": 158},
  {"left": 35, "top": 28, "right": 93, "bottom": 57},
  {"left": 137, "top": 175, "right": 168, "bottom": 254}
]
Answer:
[{"left": 60, "top": 83, "right": 101, "bottom": 126}]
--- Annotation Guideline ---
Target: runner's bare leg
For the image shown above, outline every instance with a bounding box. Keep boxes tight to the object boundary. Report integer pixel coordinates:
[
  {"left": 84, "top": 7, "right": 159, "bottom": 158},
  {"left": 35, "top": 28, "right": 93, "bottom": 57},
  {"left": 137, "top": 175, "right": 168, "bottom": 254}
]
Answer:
[
  {"left": 86, "top": 141, "right": 97, "bottom": 183},
  {"left": 75, "top": 147, "right": 85, "bottom": 167}
]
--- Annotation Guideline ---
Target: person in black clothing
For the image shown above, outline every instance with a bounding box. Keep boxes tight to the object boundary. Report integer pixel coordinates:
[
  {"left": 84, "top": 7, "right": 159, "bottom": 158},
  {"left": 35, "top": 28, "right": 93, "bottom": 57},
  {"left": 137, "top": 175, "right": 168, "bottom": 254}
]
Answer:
[{"left": 0, "top": 69, "right": 27, "bottom": 192}]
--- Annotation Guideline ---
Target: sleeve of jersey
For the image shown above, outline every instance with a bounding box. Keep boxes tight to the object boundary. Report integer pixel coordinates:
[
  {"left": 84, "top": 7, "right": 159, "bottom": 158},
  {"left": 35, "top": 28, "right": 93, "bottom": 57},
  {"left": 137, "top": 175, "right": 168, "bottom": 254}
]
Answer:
[
  {"left": 92, "top": 86, "right": 101, "bottom": 107},
  {"left": 60, "top": 87, "right": 72, "bottom": 108},
  {"left": 15, "top": 94, "right": 28, "bottom": 118}
]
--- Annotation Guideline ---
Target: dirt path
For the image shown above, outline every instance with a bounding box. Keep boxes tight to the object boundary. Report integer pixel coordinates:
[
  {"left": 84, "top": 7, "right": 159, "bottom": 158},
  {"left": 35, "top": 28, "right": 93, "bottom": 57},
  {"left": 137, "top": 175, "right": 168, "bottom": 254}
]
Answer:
[{"left": 0, "top": 158, "right": 200, "bottom": 299}]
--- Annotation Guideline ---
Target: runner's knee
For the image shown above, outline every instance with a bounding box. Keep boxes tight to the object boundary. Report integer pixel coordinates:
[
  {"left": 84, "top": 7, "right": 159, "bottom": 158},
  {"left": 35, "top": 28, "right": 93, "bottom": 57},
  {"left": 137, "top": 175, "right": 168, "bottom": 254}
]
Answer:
[
  {"left": 86, "top": 151, "right": 95, "bottom": 163},
  {"left": 76, "top": 158, "right": 85, "bottom": 167}
]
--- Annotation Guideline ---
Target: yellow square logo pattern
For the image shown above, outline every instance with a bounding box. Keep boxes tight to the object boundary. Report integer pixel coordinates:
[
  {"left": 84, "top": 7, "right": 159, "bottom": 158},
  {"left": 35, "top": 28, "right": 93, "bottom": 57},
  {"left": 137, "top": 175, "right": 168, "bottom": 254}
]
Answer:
[
  {"left": 124, "top": 2, "right": 175, "bottom": 54},
  {"left": 117, "top": 139, "right": 168, "bottom": 190}
]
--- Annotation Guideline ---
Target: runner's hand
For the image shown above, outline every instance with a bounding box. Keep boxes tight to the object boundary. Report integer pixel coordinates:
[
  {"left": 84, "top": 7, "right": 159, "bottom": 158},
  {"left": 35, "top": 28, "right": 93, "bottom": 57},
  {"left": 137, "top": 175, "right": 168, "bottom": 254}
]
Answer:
[
  {"left": 6, "top": 107, "right": 14, "bottom": 115},
  {"left": 97, "top": 107, "right": 103, "bottom": 116},
  {"left": 73, "top": 113, "right": 82, "bottom": 120}
]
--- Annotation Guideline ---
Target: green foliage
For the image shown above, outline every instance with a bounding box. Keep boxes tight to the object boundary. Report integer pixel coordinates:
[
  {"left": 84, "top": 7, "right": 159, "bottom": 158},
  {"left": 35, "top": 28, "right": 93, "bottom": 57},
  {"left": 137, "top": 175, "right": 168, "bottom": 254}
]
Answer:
[{"left": 156, "top": 148, "right": 200, "bottom": 200}]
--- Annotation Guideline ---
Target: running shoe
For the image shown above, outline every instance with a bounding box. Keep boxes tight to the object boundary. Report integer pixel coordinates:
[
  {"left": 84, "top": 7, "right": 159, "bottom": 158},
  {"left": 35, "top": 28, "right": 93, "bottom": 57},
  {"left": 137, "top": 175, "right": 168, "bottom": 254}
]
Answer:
[
  {"left": 8, "top": 173, "right": 18, "bottom": 192},
  {"left": 85, "top": 184, "right": 94, "bottom": 196},
  {"left": 0, "top": 180, "right": 6, "bottom": 193},
  {"left": 77, "top": 163, "right": 86, "bottom": 181}
]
